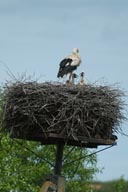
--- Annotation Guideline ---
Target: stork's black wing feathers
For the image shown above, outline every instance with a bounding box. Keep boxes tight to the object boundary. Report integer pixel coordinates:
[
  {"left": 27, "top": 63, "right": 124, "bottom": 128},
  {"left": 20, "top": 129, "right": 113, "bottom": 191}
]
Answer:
[
  {"left": 59, "top": 58, "right": 72, "bottom": 68},
  {"left": 57, "top": 65, "right": 77, "bottom": 78},
  {"left": 57, "top": 58, "right": 73, "bottom": 78}
]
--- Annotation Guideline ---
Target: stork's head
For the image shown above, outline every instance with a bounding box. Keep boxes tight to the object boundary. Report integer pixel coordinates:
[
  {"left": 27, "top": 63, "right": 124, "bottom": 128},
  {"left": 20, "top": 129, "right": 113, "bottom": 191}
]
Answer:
[
  {"left": 72, "top": 73, "right": 78, "bottom": 79},
  {"left": 73, "top": 48, "right": 79, "bottom": 54},
  {"left": 80, "top": 72, "right": 85, "bottom": 77}
]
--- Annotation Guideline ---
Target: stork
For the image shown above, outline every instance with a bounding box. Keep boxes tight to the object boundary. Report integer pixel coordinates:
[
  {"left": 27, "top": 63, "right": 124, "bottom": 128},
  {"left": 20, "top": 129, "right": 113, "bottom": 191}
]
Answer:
[
  {"left": 57, "top": 48, "right": 81, "bottom": 82},
  {"left": 78, "top": 72, "right": 85, "bottom": 85}
]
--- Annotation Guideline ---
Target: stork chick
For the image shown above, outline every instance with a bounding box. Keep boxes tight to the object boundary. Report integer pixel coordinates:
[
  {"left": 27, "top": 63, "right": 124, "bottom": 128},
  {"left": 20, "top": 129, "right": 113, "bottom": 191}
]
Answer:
[
  {"left": 71, "top": 73, "right": 78, "bottom": 84},
  {"left": 79, "top": 72, "right": 85, "bottom": 85}
]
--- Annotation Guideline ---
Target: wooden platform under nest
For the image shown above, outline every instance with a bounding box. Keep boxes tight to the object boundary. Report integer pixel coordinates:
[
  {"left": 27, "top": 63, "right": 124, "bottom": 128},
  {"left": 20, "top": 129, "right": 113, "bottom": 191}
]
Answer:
[
  {"left": 12, "top": 132, "right": 116, "bottom": 148},
  {"left": 2, "top": 81, "right": 124, "bottom": 148}
]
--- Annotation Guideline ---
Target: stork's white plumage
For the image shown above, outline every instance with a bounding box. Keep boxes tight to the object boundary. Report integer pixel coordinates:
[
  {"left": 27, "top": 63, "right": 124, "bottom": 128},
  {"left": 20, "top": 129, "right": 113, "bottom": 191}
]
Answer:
[{"left": 57, "top": 48, "right": 81, "bottom": 81}]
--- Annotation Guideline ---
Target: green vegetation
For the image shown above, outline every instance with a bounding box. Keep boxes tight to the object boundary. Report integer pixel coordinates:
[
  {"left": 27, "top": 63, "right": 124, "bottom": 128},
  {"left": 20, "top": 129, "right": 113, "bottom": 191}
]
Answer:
[
  {"left": 93, "top": 177, "right": 128, "bottom": 192},
  {"left": 0, "top": 134, "right": 98, "bottom": 192}
]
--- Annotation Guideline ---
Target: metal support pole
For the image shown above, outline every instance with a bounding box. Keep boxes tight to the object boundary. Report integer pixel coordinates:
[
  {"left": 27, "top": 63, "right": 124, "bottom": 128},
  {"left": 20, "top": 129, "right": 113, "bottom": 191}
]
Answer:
[
  {"left": 40, "top": 143, "right": 65, "bottom": 192},
  {"left": 54, "top": 143, "right": 64, "bottom": 176}
]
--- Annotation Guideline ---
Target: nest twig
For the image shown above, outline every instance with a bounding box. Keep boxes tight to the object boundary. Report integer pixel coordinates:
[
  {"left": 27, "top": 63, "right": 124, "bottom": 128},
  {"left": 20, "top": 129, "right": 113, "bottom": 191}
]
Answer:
[{"left": 2, "top": 81, "right": 125, "bottom": 141}]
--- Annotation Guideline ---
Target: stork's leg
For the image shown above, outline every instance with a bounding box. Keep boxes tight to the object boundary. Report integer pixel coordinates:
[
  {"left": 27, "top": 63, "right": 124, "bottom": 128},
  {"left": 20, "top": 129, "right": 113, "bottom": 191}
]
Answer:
[{"left": 69, "top": 72, "right": 73, "bottom": 83}]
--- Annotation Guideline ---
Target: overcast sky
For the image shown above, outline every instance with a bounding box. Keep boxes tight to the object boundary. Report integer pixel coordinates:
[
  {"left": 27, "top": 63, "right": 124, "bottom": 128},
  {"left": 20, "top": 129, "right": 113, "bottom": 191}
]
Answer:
[{"left": 0, "top": 0, "right": 128, "bottom": 181}]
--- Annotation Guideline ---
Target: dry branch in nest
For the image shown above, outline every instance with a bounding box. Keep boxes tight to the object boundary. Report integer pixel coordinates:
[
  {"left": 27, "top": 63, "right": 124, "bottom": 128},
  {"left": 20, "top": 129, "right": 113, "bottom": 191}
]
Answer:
[{"left": 2, "top": 81, "right": 125, "bottom": 144}]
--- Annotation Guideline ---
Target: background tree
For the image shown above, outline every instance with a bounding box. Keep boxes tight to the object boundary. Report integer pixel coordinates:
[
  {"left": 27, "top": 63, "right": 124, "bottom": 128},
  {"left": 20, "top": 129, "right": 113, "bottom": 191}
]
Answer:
[
  {"left": 93, "top": 177, "right": 128, "bottom": 192},
  {"left": 114, "top": 176, "right": 128, "bottom": 192},
  {"left": 0, "top": 88, "right": 99, "bottom": 192}
]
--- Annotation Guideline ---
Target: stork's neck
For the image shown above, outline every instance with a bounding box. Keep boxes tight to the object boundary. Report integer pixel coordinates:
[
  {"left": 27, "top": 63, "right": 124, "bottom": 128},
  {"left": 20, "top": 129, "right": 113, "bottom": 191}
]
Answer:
[
  {"left": 72, "top": 77, "right": 75, "bottom": 84},
  {"left": 73, "top": 52, "right": 79, "bottom": 57},
  {"left": 73, "top": 52, "right": 81, "bottom": 61},
  {"left": 80, "top": 75, "right": 84, "bottom": 81}
]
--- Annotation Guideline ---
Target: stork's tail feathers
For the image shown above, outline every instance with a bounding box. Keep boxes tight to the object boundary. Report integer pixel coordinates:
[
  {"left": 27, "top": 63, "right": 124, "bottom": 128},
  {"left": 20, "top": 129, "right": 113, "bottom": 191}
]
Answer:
[
  {"left": 57, "top": 71, "right": 61, "bottom": 78},
  {"left": 57, "top": 69, "right": 65, "bottom": 78}
]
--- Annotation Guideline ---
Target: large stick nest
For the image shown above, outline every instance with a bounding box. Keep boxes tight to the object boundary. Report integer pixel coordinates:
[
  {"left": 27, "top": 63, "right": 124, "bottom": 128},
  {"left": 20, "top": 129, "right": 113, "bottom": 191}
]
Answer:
[{"left": 2, "top": 81, "right": 125, "bottom": 143}]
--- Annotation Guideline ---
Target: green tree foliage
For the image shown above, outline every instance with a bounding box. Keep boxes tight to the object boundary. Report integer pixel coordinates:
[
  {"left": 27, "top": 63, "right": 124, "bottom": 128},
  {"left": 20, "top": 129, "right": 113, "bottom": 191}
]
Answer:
[
  {"left": 114, "top": 176, "right": 128, "bottom": 192},
  {"left": 0, "top": 135, "right": 98, "bottom": 192},
  {"left": 93, "top": 177, "right": 128, "bottom": 192},
  {"left": 0, "top": 89, "right": 99, "bottom": 192}
]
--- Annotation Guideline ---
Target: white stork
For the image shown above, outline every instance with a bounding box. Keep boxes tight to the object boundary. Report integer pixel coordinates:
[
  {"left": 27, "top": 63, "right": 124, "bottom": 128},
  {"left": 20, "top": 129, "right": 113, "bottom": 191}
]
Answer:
[{"left": 57, "top": 48, "right": 81, "bottom": 82}]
